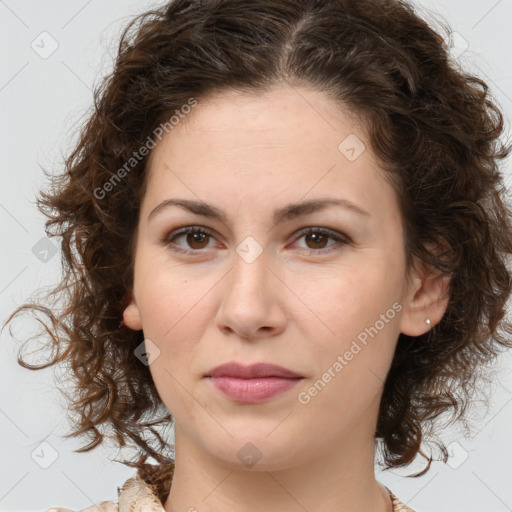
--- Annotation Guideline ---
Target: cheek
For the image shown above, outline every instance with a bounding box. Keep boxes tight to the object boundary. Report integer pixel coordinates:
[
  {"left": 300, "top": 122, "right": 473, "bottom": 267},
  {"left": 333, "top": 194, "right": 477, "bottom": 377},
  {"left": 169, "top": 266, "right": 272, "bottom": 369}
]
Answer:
[
  {"left": 295, "top": 274, "right": 401, "bottom": 424},
  {"left": 294, "top": 260, "right": 402, "bottom": 341},
  {"left": 292, "top": 258, "right": 403, "bottom": 399},
  {"left": 134, "top": 249, "right": 214, "bottom": 342},
  {"left": 138, "top": 275, "right": 214, "bottom": 417}
]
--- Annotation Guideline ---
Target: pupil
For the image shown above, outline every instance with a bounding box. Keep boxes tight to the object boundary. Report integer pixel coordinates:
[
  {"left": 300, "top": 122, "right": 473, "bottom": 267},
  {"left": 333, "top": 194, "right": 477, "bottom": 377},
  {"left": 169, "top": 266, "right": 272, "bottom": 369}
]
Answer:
[
  {"left": 308, "top": 233, "right": 326, "bottom": 248},
  {"left": 189, "top": 232, "right": 207, "bottom": 248}
]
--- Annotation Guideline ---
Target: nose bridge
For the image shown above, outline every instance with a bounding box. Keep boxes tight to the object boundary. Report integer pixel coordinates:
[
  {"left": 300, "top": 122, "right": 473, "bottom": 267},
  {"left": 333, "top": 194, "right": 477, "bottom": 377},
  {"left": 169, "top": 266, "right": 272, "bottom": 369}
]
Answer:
[
  {"left": 215, "top": 236, "right": 286, "bottom": 338},
  {"left": 229, "top": 237, "right": 271, "bottom": 300}
]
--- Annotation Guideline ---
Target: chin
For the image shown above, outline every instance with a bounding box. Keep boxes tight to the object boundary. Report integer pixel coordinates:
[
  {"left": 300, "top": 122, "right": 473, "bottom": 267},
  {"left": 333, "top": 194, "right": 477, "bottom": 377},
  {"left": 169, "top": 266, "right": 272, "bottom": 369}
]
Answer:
[{"left": 200, "top": 433, "right": 306, "bottom": 472}]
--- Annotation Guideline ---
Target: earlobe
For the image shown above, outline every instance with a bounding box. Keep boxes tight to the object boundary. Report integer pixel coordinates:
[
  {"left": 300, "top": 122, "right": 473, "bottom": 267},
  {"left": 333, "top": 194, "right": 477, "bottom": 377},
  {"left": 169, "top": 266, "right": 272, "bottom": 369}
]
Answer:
[
  {"left": 399, "top": 261, "right": 451, "bottom": 337},
  {"left": 122, "top": 293, "right": 143, "bottom": 331}
]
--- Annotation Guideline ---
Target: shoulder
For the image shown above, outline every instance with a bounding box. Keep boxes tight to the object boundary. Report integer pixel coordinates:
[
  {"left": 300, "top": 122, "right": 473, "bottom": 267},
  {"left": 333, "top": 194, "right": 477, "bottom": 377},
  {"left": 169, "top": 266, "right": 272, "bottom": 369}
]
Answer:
[
  {"left": 117, "top": 475, "right": 165, "bottom": 511},
  {"left": 45, "top": 473, "right": 165, "bottom": 512},
  {"left": 45, "top": 501, "right": 118, "bottom": 512},
  {"left": 389, "top": 490, "right": 417, "bottom": 512}
]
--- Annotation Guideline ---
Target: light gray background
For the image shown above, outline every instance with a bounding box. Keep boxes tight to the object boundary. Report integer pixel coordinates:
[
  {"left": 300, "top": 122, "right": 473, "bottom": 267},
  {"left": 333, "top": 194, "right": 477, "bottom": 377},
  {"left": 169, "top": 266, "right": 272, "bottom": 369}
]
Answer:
[{"left": 1, "top": 1, "right": 511, "bottom": 511}]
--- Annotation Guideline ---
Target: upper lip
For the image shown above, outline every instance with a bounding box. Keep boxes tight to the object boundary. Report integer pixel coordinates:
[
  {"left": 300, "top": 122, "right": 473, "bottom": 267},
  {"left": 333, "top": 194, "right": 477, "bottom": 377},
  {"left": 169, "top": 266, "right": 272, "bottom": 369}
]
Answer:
[{"left": 205, "top": 362, "right": 303, "bottom": 379}]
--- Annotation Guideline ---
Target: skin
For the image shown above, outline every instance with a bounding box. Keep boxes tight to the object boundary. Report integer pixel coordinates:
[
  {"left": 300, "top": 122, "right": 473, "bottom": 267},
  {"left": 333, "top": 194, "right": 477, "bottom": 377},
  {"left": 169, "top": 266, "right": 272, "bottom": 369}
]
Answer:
[{"left": 123, "top": 83, "right": 450, "bottom": 512}]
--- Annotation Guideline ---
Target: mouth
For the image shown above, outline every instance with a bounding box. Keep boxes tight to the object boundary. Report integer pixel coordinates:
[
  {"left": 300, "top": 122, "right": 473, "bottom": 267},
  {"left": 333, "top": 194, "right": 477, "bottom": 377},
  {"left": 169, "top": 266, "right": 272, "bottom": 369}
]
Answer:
[
  {"left": 204, "top": 362, "right": 304, "bottom": 403},
  {"left": 204, "top": 361, "right": 303, "bottom": 379}
]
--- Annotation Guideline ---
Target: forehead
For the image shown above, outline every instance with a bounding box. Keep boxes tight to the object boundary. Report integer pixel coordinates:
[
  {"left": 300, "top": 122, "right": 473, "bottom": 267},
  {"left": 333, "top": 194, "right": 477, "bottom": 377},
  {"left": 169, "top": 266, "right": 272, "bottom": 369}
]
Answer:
[
  {"left": 142, "top": 85, "right": 397, "bottom": 225},
  {"left": 169, "top": 85, "right": 366, "bottom": 144}
]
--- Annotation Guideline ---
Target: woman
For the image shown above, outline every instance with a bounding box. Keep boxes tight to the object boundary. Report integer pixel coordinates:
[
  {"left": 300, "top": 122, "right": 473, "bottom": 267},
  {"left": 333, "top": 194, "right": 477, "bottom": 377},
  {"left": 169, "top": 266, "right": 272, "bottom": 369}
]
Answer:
[{"left": 5, "top": 0, "right": 512, "bottom": 511}]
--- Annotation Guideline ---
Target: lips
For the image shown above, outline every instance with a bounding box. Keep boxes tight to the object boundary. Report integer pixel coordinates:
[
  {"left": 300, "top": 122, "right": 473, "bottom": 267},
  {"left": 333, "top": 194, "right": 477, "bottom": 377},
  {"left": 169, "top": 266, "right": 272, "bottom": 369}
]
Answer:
[
  {"left": 204, "top": 362, "right": 303, "bottom": 379},
  {"left": 204, "top": 362, "right": 304, "bottom": 403}
]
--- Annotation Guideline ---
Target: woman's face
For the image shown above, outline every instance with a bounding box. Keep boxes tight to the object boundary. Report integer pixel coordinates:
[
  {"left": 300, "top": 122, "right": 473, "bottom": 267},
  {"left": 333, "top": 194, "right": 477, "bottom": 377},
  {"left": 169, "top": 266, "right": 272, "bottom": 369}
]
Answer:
[{"left": 123, "top": 84, "right": 429, "bottom": 470}]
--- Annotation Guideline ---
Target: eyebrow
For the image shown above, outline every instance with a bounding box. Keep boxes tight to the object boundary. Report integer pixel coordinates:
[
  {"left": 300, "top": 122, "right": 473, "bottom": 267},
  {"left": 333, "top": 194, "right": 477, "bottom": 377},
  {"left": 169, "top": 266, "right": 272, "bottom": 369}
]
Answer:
[{"left": 147, "top": 197, "right": 371, "bottom": 224}]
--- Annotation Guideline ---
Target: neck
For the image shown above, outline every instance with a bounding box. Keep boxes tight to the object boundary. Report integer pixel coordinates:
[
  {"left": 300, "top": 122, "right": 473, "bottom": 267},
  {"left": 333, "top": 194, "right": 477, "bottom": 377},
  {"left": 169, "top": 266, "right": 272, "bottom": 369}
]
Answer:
[{"left": 163, "top": 421, "right": 392, "bottom": 512}]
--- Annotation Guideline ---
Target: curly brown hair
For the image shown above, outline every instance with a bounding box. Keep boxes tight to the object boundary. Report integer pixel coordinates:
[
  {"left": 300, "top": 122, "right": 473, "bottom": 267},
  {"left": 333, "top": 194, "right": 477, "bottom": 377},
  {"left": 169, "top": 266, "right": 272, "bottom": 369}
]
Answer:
[{"left": 4, "top": 0, "right": 512, "bottom": 494}]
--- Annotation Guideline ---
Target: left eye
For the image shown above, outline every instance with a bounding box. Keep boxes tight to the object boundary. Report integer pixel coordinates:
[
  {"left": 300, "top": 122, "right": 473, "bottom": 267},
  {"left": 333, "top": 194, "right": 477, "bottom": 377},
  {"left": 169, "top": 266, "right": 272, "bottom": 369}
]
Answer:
[
  {"left": 292, "top": 227, "right": 349, "bottom": 253},
  {"left": 162, "top": 226, "right": 350, "bottom": 254}
]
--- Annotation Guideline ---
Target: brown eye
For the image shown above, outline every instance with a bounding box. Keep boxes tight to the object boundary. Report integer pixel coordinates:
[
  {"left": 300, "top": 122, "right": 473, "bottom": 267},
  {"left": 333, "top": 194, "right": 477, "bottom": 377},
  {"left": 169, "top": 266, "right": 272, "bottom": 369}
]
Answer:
[
  {"left": 292, "top": 227, "right": 350, "bottom": 255},
  {"left": 304, "top": 231, "right": 330, "bottom": 249},
  {"left": 184, "top": 231, "right": 210, "bottom": 249},
  {"left": 164, "top": 226, "right": 217, "bottom": 253}
]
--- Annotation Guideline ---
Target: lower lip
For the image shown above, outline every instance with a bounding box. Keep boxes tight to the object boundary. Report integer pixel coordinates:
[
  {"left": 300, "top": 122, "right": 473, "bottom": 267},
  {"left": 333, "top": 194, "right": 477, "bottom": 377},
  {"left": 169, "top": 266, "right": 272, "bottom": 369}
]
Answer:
[{"left": 207, "top": 376, "right": 303, "bottom": 403}]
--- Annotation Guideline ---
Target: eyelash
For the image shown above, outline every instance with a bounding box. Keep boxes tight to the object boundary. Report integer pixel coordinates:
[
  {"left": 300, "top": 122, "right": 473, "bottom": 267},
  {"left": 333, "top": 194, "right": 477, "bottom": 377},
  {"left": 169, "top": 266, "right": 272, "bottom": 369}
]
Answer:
[{"left": 161, "top": 226, "right": 351, "bottom": 256}]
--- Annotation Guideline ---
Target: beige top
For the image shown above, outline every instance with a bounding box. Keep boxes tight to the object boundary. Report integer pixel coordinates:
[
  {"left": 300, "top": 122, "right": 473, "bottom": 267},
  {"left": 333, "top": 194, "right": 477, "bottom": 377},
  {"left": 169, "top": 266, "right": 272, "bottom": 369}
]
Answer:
[{"left": 46, "top": 473, "right": 416, "bottom": 512}]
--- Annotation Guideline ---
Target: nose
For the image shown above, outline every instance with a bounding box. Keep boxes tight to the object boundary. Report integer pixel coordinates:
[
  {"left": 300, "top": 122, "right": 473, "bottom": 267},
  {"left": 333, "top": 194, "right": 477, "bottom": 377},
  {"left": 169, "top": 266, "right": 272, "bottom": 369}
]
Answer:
[{"left": 215, "top": 246, "right": 287, "bottom": 341}]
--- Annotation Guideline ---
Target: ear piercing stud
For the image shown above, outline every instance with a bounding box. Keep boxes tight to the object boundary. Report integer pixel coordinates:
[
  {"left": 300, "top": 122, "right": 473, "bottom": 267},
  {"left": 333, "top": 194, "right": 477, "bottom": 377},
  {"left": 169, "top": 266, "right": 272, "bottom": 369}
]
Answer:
[{"left": 426, "top": 318, "right": 431, "bottom": 326}]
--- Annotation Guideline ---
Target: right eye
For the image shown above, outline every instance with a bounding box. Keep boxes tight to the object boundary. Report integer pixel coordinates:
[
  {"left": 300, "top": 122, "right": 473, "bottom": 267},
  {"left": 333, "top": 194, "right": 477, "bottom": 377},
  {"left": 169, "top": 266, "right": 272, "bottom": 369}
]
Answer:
[{"left": 162, "top": 226, "right": 220, "bottom": 254}]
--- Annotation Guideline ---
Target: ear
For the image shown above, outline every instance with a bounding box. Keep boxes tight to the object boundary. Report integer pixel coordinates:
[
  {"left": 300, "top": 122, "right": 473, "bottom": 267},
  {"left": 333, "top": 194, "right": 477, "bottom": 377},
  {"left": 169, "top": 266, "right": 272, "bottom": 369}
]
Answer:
[
  {"left": 122, "top": 291, "right": 143, "bottom": 331},
  {"left": 399, "top": 256, "right": 451, "bottom": 337}
]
